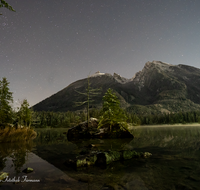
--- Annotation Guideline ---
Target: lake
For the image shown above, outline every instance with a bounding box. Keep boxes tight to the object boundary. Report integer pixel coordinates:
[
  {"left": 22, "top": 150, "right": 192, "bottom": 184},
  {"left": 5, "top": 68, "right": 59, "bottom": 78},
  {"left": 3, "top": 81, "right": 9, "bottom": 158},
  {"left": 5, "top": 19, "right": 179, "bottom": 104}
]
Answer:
[{"left": 1, "top": 125, "right": 200, "bottom": 190}]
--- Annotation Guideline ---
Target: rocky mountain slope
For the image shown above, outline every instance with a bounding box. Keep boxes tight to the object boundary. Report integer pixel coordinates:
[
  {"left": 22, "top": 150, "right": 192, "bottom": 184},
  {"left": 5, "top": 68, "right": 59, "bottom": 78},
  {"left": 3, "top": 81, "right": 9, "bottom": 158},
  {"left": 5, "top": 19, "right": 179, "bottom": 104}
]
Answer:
[{"left": 32, "top": 61, "right": 200, "bottom": 114}]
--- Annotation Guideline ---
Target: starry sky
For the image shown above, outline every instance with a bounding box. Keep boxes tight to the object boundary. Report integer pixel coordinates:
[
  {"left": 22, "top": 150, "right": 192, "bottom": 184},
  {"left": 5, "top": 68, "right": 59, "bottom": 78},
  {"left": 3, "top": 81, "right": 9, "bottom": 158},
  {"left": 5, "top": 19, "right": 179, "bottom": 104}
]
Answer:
[{"left": 1, "top": 0, "right": 200, "bottom": 107}]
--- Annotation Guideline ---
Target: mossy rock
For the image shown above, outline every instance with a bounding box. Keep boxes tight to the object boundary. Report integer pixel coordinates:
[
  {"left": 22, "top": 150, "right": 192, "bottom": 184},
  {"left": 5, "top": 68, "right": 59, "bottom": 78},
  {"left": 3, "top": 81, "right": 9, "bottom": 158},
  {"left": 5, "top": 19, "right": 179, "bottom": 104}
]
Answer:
[
  {"left": 76, "top": 154, "right": 97, "bottom": 167},
  {"left": 123, "top": 150, "right": 140, "bottom": 159},
  {"left": 104, "top": 151, "right": 121, "bottom": 164},
  {"left": 65, "top": 150, "right": 152, "bottom": 168},
  {"left": 0, "top": 172, "right": 8, "bottom": 181}
]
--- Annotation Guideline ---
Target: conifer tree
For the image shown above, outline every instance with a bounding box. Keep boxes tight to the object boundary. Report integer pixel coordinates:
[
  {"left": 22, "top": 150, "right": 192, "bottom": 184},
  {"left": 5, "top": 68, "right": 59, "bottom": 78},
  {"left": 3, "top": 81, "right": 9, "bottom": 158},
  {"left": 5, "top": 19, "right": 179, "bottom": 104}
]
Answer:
[
  {"left": 17, "top": 99, "right": 32, "bottom": 128},
  {"left": 74, "top": 75, "right": 101, "bottom": 127},
  {"left": 0, "top": 77, "right": 13, "bottom": 124},
  {"left": 0, "top": 0, "right": 15, "bottom": 15},
  {"left": 98, "top": 88, "right": 128, "bottom": 131}
]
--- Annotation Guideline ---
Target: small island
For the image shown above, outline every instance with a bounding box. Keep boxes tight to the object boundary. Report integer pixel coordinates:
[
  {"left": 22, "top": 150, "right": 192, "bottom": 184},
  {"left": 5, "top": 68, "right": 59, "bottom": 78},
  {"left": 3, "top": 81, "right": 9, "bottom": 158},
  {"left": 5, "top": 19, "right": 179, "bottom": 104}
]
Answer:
[{"left": 67, "top": 88, "right": 133, "bottom": 141}]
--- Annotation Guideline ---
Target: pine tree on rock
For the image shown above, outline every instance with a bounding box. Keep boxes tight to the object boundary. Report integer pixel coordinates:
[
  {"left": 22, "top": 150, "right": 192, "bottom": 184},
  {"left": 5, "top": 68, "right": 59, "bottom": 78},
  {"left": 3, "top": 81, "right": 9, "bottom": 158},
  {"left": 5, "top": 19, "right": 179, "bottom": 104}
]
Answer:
[
  {"left": 74, "top": 74, "right": 101, "bottom": 127},
  {"left": 98, "top": 88, "right": 128, "bottom": 131}
]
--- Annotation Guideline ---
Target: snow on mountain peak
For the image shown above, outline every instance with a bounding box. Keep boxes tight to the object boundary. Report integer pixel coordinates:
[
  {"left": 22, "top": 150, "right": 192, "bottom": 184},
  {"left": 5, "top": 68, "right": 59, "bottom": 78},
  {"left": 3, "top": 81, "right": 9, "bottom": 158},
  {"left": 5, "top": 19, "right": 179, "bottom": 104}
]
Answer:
[{"left": 90, "top": 71, "right": 105, "bottom": 77}]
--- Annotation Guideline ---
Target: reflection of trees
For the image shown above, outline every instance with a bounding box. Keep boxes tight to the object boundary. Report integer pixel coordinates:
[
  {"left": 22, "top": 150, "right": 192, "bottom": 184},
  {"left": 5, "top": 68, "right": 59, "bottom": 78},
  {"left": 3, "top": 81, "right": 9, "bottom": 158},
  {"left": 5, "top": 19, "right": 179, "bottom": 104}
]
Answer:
[
  {"left": 0, "top": 142, "right": 33, "bottom": 173},
  {"left": 129, "top": 126, "right": 200, "bottom": 157},
  {"left": 35, "top": 129, "right": 68, "bottom": 145},
  {"left": 10, "top": 149, "right": 27, "bottom": 174}
]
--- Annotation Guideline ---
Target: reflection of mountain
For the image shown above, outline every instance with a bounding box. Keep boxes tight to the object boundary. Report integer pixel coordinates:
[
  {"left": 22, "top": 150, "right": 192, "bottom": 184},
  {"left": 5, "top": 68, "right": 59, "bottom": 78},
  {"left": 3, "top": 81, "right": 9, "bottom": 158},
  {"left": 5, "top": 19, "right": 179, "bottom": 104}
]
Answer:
[{"left": 33, "top": 61, "right": 200, "bottom": 114}]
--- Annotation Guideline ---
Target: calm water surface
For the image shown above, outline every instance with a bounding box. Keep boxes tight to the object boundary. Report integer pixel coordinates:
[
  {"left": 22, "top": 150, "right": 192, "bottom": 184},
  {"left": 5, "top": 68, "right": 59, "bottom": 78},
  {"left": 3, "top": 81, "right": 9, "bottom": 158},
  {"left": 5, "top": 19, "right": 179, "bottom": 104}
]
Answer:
[{"left": 1, "top": 126, "right": 200, "bottom": 190}]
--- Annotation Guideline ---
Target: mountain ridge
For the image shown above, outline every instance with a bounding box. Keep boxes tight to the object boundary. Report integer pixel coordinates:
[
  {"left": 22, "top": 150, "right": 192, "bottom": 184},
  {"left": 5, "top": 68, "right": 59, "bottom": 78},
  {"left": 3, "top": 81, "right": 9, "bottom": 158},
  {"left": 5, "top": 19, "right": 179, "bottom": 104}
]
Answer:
[{"left": 32, "top": 61, "right": 200, "bottom": 115}]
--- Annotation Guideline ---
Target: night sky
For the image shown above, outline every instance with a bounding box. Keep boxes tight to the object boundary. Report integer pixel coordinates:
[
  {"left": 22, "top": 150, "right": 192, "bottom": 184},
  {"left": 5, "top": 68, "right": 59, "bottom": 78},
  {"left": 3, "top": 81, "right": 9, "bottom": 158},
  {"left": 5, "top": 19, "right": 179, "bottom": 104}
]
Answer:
[{"left": 1, "top": 0, "right": 200, "bottom": 107}]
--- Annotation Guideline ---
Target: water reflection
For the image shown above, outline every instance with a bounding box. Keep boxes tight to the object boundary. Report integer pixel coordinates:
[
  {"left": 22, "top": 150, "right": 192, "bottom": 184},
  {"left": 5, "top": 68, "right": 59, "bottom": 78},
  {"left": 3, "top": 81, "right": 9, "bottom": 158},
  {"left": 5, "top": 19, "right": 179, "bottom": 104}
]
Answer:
[
  {"left": 34, "top": 128, "right": 68, "bottom": 145},
  {"left": 0, "top": 139, "right": 88, "bottom": 190},
  {"left": 129, "top": 126, "right": 200, "bottom": 156},
  {"left": 0, "top": 142, "right": 33, "bottom": 173},
  {"left": 1, "top": 126, "right": 200, "bottom": 189}
]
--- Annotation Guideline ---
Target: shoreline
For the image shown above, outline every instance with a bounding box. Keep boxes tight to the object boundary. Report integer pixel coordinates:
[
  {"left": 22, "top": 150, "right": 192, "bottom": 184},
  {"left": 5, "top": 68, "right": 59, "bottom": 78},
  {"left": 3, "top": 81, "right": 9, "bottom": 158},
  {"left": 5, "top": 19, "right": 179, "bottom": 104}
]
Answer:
[{"left": 130, "top": 122, "right": 200, "bottom": 129}]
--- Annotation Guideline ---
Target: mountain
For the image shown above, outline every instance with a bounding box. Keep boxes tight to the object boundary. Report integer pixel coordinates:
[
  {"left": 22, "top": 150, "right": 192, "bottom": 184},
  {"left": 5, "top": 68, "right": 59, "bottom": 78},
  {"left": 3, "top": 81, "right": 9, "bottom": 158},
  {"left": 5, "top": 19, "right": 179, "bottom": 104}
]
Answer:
[{"left": 32, "top": 61, "right": 200, "bottom": 115}]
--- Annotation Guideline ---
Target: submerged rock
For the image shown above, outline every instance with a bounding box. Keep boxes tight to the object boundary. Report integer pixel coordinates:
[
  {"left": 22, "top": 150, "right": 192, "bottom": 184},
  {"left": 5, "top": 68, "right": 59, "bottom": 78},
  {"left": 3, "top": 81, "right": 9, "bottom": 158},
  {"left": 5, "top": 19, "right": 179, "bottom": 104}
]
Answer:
[
  {"left": 123, "top": 150, "right": 140, "bottom": 159},
  {"left": 66, "top": 118, "right": 133, "bottom": 141},
  {"left": 65, "top": 152, "right": 98, "bottom": 168},
  {"left": 96, "top": 151, "right": 121, "bottom": 165},
  {"left": 65, "top": 150, "right": 152, "bottom": 168}
]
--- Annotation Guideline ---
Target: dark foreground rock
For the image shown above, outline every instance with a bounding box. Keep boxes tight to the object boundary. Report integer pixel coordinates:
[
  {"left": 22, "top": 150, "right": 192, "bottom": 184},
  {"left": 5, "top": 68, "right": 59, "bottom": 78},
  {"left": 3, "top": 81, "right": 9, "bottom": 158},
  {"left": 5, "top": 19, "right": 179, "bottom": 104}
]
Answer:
[
  {"left": 65, "top": 150, "right": 152, "bottom": 168},
  {"left": 66, "top": 118, "right": 133, "bottom": 141},
  {"left": 22, "top": 167, "right": 34, "bottom": 173}
]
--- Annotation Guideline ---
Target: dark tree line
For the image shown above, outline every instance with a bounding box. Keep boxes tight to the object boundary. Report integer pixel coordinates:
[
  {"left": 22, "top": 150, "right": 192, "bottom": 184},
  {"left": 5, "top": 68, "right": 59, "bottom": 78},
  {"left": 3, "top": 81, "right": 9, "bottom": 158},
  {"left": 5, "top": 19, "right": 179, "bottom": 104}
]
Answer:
[
  {"left": 32, "top": 109, "right": 200, "bottom": 128},
  {"left": 137, "top": 111, "right": 200, "bottom": 125},
  {"left": 32, "top": 109, "right": 102, "bottom": 128}
]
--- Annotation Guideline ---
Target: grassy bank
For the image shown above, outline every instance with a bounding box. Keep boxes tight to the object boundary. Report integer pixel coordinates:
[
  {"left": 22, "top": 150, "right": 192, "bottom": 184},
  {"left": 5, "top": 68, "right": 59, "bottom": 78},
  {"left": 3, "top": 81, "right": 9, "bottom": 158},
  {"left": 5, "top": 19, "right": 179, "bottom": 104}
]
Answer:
[{"left": 0, "top": 127, "right": 37, "bottom": 143}]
